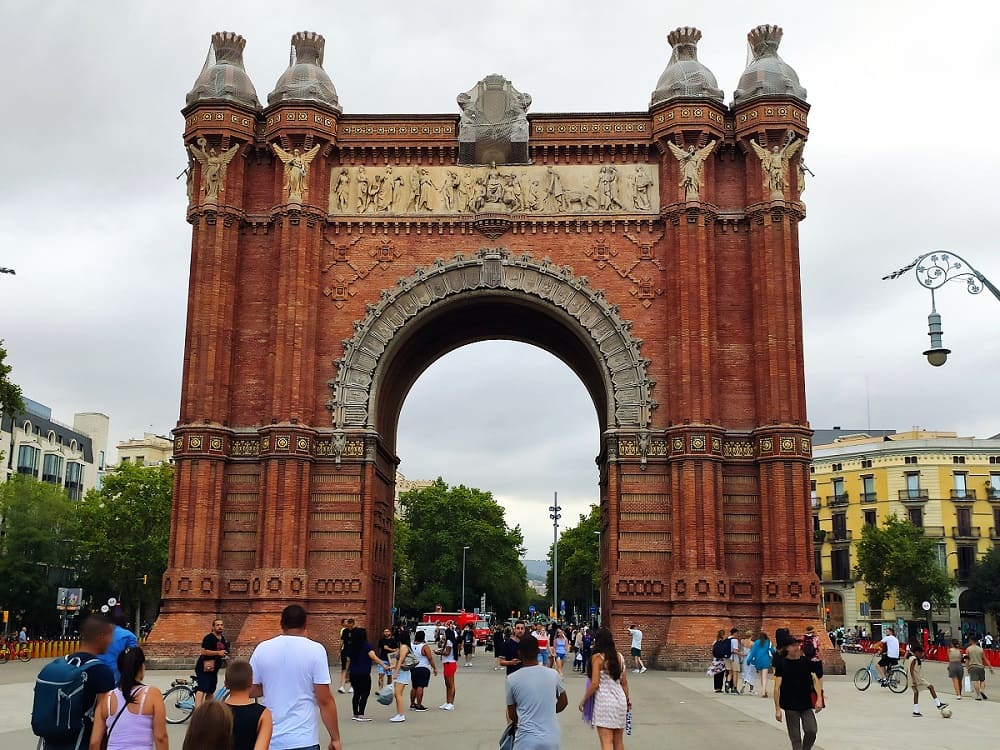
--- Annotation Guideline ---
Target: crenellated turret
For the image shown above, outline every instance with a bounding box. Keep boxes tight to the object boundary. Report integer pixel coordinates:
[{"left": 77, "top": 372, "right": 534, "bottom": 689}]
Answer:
[
  {"left": 650, "top": 26, "right": 723, "bottom": 106},
  {"left": 267, "top": 31, "right": 342, "bottom": 112},
  {"left": 732, "top": 24, "right": 807, "bottom": 105},
  {"left": 186, "top": 31, "right": 260, "bottom": 109}
]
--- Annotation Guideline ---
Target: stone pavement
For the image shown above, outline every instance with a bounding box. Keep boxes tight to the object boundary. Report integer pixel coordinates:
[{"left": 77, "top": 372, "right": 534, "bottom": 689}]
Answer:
[{"left": 0, "top": 652, "right": 996, "bottom": 748}]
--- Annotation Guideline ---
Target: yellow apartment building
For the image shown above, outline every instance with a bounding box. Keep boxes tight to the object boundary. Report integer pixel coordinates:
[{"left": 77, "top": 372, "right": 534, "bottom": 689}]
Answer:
[{"left": 812, "top": 429, "right": 1000, "bottom": 640}]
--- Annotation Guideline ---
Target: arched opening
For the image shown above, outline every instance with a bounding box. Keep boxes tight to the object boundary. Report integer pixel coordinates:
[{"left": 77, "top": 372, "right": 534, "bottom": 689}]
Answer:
[{"left": 395, "top": 340, "right": 601, "bottom": 619}]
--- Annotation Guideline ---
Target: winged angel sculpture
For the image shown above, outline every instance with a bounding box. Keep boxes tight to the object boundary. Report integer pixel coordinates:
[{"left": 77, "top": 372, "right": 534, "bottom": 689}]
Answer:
[
  {"left": 750, "top": 135, "right": 804, "bottom": 200},
  {"left": 667, "top": 140, "right": 718, "bottom": 201},
  {"left": 188, "top": 137, "right": 239, "bottom": 202},
  {"left": 271, "top": 143, "right": 321, "bottom": 203}
]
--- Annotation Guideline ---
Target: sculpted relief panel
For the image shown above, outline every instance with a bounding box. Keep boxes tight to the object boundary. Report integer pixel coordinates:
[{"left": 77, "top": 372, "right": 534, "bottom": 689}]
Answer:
[{"left": 327, "top": 163, "right": 659, "bottom": 217}]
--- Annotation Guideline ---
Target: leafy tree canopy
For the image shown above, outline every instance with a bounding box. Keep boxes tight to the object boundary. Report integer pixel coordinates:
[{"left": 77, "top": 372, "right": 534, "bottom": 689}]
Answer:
[
  {"left": 395, "top": 478, "right": 527, "bottom": 617},
  {"left": 0, "top": 340, "right": 25, "bottom": 418},
  {"left": 966, "top": 546, "right": 1000, "bottom": 617},
  {"left": 854, "top": 514, "right": 953, "bottom": 613},
  {"left": 545, "top": 504, "right": 600, "bottom": 620}
]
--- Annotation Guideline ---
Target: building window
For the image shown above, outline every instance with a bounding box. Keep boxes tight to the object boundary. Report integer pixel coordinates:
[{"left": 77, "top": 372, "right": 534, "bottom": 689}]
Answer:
[
  {"left": 832, "top": 512, "right": 848, "bottom": 541},
  {"left": 121, "top": 456, "right": 130, "bottom": 464},
  {"left": 831, "top": 548, "right": 851, "bottom": 580},
  {"left": 134, "top": 456, "right": 145, "bottom": 466},
  {"left": 990, "top": 473, "right": 1000, "bottom": 499},
  {"left": 936, "top": 543, "right": 948, "bottom": 571},
  {"left": 861, "top": 475, "right": 876, "bottom": 503},
  {"left": 956, "top": 507, "right": 973, "bottom": 537},
  {"left": 65, "top": 461, "right": 84, "bottom": 501},
  {"left": 904, "top": 472, "right": 922, "bottom": 499},
  {"left": 16, "top": 444, "right": 40, "bottom": 476},
  {"left": 994, "top": 508, "right": 1000, "bottom": 536},
  {"left": 905, "top": 456, "right": 919, "bottom": 464},
  {"left": 811, "top": 480, "right": 819, "bottom": 508},
  {"left": 813, "top": 515, "right": 821, "bottom": 532},
  {"left": 41, "top": 453, "right": 64, "bottom": 484},
  {"left": 957, "top": 546, "right": 976, "bottom": 581},
  {"left": 861, "top": 459, "right": 873, "bottom": 469},
  {"left": 908, "top": 507, "right": 923, "bottom": 528},
  {"left": 864, "top": 510, "right": 877, "bottom": 527},
  {"left": 952, "top": 455, "right": 966, "bottom": 464},
  {"left": 814, "top": 550, "right": 822, "bottom": 578},
  {"left": 99, "top": 450, "right": 105, "bottom": 470},
  {"left": 831, "top": 462, "right": 843, "bottom": 472},
  {"left": 954, "top": 472, "right": 969, "bottom": 499}
]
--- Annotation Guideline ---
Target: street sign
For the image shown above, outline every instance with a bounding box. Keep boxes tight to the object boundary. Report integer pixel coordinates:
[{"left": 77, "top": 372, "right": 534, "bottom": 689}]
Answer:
[
  {"left": 590, "top": 605, "right": 597, "bottom": 614},
  {"left": 560, "top": 599, "right": 565, "bottom": 609},
  {"left": 528, "top": 605, "right": 536, "bottom": 614},
  {"left": 921, "top": 601, "right": 931, "bottom": 611},
  {"left": 560, "top": 609, "right": 566, "bottom": 617}
]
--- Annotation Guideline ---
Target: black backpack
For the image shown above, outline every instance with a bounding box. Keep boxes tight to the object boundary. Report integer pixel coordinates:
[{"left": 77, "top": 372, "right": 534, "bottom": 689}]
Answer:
[
  {"left": 31, "top": 654, "right": 102, "bottom": 749},
  {"left": 713, "top": 638, "right": 732, "bottom": 659}
]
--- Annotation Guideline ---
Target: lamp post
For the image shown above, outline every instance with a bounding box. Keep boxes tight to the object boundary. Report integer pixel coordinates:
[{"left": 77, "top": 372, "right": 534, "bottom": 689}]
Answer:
[
  {"left": 549, "top": 494, "right": 561, "bottom": 621},
  {"left": 593, "top": 529, "right": 602, "bottom": 626},
  {"left": 883, "top": 251, "right": 1000, "bottom": 366},
  {"left": 461, "top": 545, "right": 470, "bottom": 611}
]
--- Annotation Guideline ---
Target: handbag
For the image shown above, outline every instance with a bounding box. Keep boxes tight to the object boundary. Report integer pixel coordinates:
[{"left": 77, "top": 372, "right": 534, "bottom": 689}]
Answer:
[
  {"left": 375, "top": 686, "right": 394, "bottom": 705},
  {"left": 498, "top": 721, "right": 516, "bottom": 750},
  {"left": 963, "top": 674, "right": 972, "bottom": 694},
  {"left": 580, "top": 678, "right": 595, "bottom": 725},
  {"left": 400, "top": 650, "right": 418, "bottom": 670},
  {"left": 625, "top": 709, "right": 632, "bottom": 736}
]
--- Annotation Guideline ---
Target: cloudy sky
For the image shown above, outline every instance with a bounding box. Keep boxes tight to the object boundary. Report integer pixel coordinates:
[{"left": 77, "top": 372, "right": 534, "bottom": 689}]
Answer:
[{"left": 2, "top": 1, "right": 998, "bottom": 557}]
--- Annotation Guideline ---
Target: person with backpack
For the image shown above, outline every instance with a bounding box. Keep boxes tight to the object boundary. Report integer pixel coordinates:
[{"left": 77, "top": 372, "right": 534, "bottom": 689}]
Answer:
[
  {"left": 89, "top": 647, "right": 168, "bottom": 750},
  {"left": 710, "top": 630, "right": 731, "bottom": 693},
  {"left": 33, "top": 614, "right": 116, "bottom": 750},
  {"left": 802, "top": 625, "right": 823, "bottom": 678}
]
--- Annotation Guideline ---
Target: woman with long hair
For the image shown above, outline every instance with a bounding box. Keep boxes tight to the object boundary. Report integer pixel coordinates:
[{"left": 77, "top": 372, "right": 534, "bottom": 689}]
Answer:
[
  {"left": 579, "top": 627, "right": 630, "bottom": 750},
  {"left": 89, "top": 647, "right": 168, "bottom": 750},
  {"left": 553, "top": 628, "right": 568, "bottom": 675},
  {"left": 389, "top": 628, "right": 412, "bottom": 723},
  {"left": 183, "top": 700, "right": 232, "bottom": 750},
  {"left": 347, "top": 627, "right": 390, "bottom": 721},
  {"left": 749, "top": 631, "right": 775, "bottom": 697}
]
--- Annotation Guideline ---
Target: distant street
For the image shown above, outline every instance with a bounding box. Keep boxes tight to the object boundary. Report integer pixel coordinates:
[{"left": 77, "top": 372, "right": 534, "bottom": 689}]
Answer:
[{"left": 0, "top": 652, "right": 997, "bottom": 748}]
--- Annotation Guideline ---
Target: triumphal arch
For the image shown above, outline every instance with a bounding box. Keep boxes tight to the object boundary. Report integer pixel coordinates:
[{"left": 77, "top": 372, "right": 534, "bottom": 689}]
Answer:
[{"left": 150, "top": 25, "right": 824, "bottom": 668}]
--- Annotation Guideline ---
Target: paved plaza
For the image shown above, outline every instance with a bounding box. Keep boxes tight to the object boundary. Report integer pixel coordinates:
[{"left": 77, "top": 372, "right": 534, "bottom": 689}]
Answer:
[{"left": 0, "top": 652, "right": 995, "bottom": 749}]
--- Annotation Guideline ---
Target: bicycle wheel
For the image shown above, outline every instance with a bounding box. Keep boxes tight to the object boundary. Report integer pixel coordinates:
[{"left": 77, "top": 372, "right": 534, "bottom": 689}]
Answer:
[
  {"left": 163, "top": 685, "right": 196, "bottom": 724},
  {"left": 18, "top": 646, "right": 31, "bottom": 662},
  {"left": 0, "top": 649, "right": 9, "bottom": 664},
  {"left": 888, "top": 667, "right": 908, "bottom": 693},
  {"left": 853, "top": 667, "right": 872, "bottom": 690}
]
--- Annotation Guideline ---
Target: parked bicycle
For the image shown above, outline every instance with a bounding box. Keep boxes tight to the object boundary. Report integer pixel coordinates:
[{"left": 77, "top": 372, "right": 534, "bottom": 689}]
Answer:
[
  {"left": 163, "top": 675, "right": 229, "bottom": 724},
  {"left": 854, "top": 652, "right": 908, "bottom": 693},
  {"left": 0, "top": 640, "right": 32, "bottom": 663}
]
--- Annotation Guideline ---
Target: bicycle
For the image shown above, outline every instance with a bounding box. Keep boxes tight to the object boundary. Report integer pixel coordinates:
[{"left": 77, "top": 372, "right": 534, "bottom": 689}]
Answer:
[
  {"left": 854, "top": 652, "right": 908, "bottom": 693},
  {"left": 0, "top": 640, "right": 31, "bottom": 663},
  {"left": 163, "top": 675, "right": 230, "bottom": 724}
]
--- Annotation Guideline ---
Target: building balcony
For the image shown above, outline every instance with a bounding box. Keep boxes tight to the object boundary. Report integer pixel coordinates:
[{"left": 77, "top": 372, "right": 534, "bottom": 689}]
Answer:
[
  {"left": 987, "top": 488, "right": 1000, "bottom": 502},
  {"left": 921, "top": 525, "right": 945, "bottom": 538},
  {"left": 860, "top": 492, "right": 878, "bottom": 504},
  {"left": 827, "top": 493, "right": 849, "bottom": 507},
  {"left": 898, "top": 489, "right": 929, "bottom": 502},
  {"left": 813, "top": 529, "right": 826, "bottom": 543},
  {"left": 950, "top": 489, "right": 977, "bottom": 501},
  {"left": 830, "top": 529, "right": 853, "bottom": 543},
  {"left": 990, "top": 527, "right": 1000, "bottom": 541},
  {"left": 952, "top": 526, "right": 981, "bottom": 539},
  {"left": 811, "top": 496, "right": 821, "bottom": 509}
]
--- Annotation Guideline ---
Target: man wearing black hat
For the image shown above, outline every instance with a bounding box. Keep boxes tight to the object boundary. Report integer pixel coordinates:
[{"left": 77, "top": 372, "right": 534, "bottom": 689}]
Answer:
[{"left": 773, "top": 630, "right": 824, "bottom": 750}]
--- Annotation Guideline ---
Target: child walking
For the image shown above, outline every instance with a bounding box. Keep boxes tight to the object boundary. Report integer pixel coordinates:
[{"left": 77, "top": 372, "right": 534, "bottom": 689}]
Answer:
[
  {"left": 906, "top": 644, "right": 948, "bottom": 717},
  {"left": 224, "top": 660, "right": 273, "bottom": 750}
]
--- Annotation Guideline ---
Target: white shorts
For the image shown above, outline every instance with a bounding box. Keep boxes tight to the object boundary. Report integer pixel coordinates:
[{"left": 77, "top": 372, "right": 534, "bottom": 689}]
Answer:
[{"left": 394, "top": 670, "right": 411, "bottom": 685}]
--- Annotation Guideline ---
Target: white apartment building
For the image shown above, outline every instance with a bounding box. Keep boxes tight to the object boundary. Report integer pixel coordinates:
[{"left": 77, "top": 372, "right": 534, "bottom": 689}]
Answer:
[
  {"left": 0, "top": 398, "right": 109, "bottom": 498},
  {"left": 117, "top": 433, "right": 174, "bottom": 466}
]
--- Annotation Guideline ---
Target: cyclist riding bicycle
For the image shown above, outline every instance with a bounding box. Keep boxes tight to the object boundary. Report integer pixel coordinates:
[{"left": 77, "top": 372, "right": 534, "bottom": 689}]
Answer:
[{"left": 876, "top": 627, "right": 901, "bottom": 686}]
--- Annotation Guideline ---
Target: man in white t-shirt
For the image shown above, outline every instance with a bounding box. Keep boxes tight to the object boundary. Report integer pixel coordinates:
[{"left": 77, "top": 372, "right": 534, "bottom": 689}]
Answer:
[
  {"left": 876, "top": 627, "right": 900, "bottom": 686},
  {"left": 627, "top": 625, "right": 647, "bottom": 673},
  {"left": 250, "top": 605, "right": 343, "bottom": 750}
]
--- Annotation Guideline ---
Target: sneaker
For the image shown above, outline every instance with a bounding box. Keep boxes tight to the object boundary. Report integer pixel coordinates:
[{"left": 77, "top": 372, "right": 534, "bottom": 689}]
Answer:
[
  {"left": 356, "top": 717, "right": 372, "bottom": 722},
  {"left": 337, "top": 687, "right": 347, "bottom": 694},
  {"left": 912, "top": 712, "right": 922, "bottom": 717},
  {"left": 440, "top": 703, "right": 454, "bottom": 710},
  {"left": 976, "top": 696, "right": 983, "bottom": 701},
  {"left": 413, "top": 705, "right": 429, "bottom": 712},
  {"left": 390, "top": 714, "right": 406, "bottom": 723},
  {"left": 981, "top": 692, "right": 988, "bottom": 700},
  {"left": 640, "top": 667, "right": 647, "bottom": 674},
  {"left": 347, "top": 687, "right": 354, "bottom": 693},
  {"left": 937, "top": 702, "right": 949, "bottom": 710}
]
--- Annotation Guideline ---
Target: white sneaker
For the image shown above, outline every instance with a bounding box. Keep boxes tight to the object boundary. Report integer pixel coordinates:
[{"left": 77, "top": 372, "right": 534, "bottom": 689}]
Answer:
[
  {"left": 337, "top": 687, "right": 347, "bottom": 694},
  {"left": 632, "top": 669, "right": 640, "bottom": 673},
  {"left": 440, "top": 703, "right": 454, "bottom": 710},
  {"left": 390, "top": 714, "right": 406, "bottom": 722},
  {"left": 640, "top": 667, "right": 647, "bottom": 673},
  {"left": 347, "top": 687, "right": 354, "bottom": 693}
]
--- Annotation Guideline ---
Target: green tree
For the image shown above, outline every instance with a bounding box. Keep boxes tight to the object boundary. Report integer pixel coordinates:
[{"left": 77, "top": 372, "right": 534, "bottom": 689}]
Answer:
[
  {"left": 0, "top": 477, "right": 76, "bottom": 631},
  {"left": 74, "top": 462, "right": 173, "bottom": 623},
  {"left": 396, "top": 478, "right": 527, "bottom": 617},
  {"left": 854, "top": 514, "right": 954, "bottom": 621},
  {"left": 546, "top": 504, "right": 600, "bottom": 620},
  {"left": 965, "top": 546, "right": 1000, "bottom": 620},
  {"left": 0, "top": 340, "right": 26, "bottom": 463}
]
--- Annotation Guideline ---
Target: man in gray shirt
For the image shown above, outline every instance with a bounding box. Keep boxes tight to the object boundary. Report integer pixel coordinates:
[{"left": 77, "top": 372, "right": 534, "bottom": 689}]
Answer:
[{"left": 506, "top": 635, "right": 568, "bottom": 749}]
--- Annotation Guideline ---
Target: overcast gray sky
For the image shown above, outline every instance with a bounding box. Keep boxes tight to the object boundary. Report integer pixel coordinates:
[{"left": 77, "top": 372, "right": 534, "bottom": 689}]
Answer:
[{"left": 2, "top": 1, "right": 997, "bottom": 557}]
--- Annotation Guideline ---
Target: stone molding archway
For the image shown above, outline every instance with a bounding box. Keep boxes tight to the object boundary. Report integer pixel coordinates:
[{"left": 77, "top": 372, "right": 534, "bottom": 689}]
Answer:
[{"left": 327, "top": 248, "right": 657, "bottom": 431}]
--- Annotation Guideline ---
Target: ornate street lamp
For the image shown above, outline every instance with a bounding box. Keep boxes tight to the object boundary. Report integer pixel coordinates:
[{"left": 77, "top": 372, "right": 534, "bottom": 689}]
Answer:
[{"left": 883, "top": 252, "right": 1000, "bottom": 366}]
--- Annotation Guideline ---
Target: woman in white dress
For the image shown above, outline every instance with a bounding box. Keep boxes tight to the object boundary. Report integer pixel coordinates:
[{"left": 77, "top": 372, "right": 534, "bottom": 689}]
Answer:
[{"left": 579, "top": 627, "right": 630, "bottom": 750}]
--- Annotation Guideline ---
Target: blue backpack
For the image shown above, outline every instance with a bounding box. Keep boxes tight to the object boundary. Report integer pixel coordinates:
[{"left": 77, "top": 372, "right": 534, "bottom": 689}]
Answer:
[{"left": 31, "top": 654, "right": 103, "bottom": 748}]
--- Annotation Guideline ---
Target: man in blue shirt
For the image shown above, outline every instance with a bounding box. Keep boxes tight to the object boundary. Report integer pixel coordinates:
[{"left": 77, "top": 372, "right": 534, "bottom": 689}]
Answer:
[{"left": 97, "top": 610, "right": 138, "bottom": 684}]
